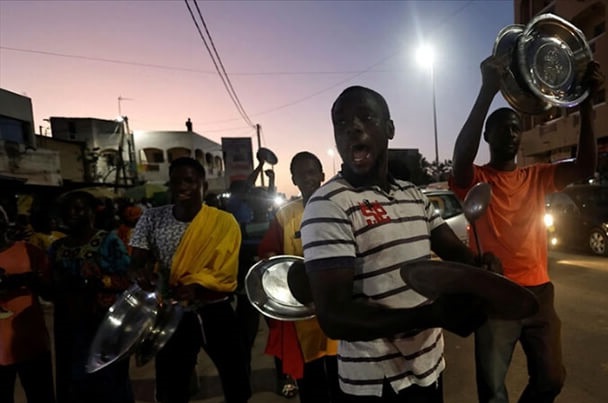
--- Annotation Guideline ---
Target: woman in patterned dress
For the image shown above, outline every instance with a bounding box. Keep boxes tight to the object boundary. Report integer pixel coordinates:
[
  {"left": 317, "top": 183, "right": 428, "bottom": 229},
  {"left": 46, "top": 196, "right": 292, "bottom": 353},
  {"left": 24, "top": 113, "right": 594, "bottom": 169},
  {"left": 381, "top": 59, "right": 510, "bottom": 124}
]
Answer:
[{"left": 48, "top": 191, "right": 133, "bottom": 403}]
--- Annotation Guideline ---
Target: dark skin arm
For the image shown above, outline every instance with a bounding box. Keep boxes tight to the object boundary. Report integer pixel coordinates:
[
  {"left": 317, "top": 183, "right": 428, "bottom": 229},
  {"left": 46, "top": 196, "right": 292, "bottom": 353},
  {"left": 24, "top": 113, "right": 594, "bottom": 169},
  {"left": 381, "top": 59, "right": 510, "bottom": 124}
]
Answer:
[
  {"left": 452, "top": 56, "right": 502, "bottom": 188},
  {"left": 308, "top": 223, "right": 497, "bottom": 342},
  {"left": 308, "top": 267, "right": 437, "bottom": 341},
  {"left": 431, "top": 223, "right": 502, "bottom": 274},
  {"left": 129, "top": 247, "right": 158, "bottom": 291},
  {"left": 554, "top": 62, "right": 604, "bottom": 189},
  {"left": 265, "top": 169, "right": 276, "bottom": 194},
  {"left": 431, "top": 223, "right": 476, "bottom": 264},
  {"left": 130, "top": 247, "right": 221, "bottom": 304}
]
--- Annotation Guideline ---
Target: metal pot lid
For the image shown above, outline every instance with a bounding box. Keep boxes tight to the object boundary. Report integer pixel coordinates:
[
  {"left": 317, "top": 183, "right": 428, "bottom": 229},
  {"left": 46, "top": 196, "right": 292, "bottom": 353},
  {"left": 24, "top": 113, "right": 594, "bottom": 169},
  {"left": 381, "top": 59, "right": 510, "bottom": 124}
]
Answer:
[
  {"left": 86, "top": 285, "right": 158, "bottom": 373},
  {"left": 517, "top": 13, "right": 593, "bottom": 108},
  {"left": 245, "top": 255, "right": 315, "bottom": 321},
  {"left": 400, "top": 260, "right": 539, "bottom": 320},
  {"left": 493, "top": 24, "right": 552, "bottom": 115},
  {"left": 134, "top": 301, "right": 184, "bottom": 367}
]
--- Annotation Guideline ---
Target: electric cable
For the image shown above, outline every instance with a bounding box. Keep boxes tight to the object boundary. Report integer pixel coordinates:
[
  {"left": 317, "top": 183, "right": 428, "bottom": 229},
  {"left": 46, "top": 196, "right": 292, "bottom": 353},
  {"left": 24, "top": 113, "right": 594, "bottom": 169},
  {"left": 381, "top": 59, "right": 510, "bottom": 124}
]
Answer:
[
  {"left": 184, "top": 0, "right": 254, "bottom": 127},
  {"left": 193, "top": 0, "right": 254, "bottom": 127}
]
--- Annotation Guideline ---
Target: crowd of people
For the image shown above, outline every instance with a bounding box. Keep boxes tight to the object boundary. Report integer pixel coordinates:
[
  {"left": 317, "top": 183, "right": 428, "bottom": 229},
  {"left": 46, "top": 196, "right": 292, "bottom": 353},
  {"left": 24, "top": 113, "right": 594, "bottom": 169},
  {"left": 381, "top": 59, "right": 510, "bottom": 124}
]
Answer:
[{"left": 0, "top": 55, "right": 604, "bottom": 403}]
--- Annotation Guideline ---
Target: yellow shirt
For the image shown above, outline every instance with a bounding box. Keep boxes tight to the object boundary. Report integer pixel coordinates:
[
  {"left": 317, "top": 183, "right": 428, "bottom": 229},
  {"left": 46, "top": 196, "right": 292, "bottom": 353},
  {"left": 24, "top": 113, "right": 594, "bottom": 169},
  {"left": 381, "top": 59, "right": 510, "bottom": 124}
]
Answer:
[{"left": 275, "top": 199, "right": 338, "bottom": 362}]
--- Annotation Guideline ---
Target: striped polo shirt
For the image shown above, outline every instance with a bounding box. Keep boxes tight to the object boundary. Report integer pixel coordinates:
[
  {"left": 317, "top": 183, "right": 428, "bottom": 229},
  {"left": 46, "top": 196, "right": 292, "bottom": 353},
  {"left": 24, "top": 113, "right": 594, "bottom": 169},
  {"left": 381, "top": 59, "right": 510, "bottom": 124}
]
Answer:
[{"left": 300, "top": 175, "right": 445, "bottom": 397}]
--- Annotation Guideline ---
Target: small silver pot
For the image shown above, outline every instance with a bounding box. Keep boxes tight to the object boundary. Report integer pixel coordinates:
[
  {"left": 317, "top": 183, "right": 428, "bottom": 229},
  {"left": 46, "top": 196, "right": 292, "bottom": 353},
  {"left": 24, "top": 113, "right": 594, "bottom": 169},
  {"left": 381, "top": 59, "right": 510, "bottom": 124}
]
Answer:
[{"left": 493, "top": 13, "right": 593, "bottom": 115}]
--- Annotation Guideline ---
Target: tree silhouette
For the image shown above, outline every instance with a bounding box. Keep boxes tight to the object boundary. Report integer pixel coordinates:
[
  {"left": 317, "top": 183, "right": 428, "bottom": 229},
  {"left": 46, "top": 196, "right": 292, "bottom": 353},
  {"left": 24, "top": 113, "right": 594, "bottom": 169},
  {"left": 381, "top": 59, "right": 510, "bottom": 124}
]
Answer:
[{"left": 423, "top": 159, "right": 453, "bottom": 183}]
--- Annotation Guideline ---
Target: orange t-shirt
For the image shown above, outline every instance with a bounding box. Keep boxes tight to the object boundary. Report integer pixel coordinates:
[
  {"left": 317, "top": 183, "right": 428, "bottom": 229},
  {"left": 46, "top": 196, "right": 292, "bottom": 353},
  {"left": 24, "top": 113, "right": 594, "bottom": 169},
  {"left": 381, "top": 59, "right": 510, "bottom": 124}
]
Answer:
[
  {"left": 0, "top": 241, "right": 51, "bottom": 365},
  {"left": 450, "top": 164, "right": 557, "bottom": 286}
]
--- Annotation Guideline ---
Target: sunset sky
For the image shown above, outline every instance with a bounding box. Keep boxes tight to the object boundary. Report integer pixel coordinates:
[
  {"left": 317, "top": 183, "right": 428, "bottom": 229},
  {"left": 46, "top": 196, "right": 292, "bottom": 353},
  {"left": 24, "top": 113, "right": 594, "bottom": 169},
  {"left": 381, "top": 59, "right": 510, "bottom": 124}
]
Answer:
[{"left": 0, "top": 0, "right": 513, "bottom": 197}]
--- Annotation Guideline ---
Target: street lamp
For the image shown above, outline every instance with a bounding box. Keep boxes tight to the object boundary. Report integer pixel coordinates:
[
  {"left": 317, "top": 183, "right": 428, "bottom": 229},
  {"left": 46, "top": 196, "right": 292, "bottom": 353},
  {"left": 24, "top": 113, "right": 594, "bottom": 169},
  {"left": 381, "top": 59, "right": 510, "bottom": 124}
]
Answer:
[
  {"left": 327, "top": 148, "right": 336, "bottom": 175},
  {"left": 416, "top": 45, "right": 440, "bottom": 181}
]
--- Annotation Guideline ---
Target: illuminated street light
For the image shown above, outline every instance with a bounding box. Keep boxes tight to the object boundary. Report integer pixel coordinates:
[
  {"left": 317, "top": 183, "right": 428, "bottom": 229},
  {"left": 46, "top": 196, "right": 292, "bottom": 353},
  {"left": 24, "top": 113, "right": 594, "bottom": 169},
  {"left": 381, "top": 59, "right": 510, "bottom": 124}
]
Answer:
[
  {"left": 416, "top": 44, "right": 439, "bottom": 181},
  {"left": 327, "top": 148, "right": 336, "bottom": 175}
]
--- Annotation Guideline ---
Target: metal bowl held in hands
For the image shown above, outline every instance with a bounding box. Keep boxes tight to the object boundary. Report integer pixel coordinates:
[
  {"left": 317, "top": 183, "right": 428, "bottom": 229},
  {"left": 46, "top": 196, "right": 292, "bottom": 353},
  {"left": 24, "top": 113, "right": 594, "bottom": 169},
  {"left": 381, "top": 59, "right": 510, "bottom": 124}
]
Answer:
[
  {"left": 134, "top": 300, "right": 183, "bottom": 367},
  {"left": 245, "top": 255, "right": 315, "bottom": 321},
  {"left": 400, "top": 260, "right": 539, "bottom": 320},
  {"left": 517, "top": 13, "right": 593, "bottom": 108},
  {"left": 493, "top": 24, "right": 552, "bottom": 115},
  {"left": 86, "top": 285, "right": 183, "bottom": 373},
  {"left": 517, "top": 14, "right": 593, "bottom": 108},
  {"left": 86, "top": 285, "right": 156, "bottom": 373},
  {"left": 256, "top": 147, "right": 278, "bottom": 165}
]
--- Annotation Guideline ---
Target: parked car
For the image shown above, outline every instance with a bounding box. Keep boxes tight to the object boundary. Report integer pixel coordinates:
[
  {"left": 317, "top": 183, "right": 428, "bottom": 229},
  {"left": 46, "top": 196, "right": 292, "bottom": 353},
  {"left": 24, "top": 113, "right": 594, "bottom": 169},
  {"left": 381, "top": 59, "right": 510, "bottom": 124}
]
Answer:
[
  {"left": 544, "top": 184, "right": 608, "bottom": 256},
  {"left": 422, "top": 188, "right": 469, "bottom": 246}
]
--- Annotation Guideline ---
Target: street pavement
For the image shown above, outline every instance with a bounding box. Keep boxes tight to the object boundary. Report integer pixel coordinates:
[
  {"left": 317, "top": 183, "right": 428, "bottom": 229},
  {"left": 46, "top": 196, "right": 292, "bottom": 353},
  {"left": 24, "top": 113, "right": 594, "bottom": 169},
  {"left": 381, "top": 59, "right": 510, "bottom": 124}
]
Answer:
[
  {"left": 13, "top": 300, "right": 526, "bottom": 403},
  {"left": 15, "top": 250, "right": 608, "bottom": 402}
]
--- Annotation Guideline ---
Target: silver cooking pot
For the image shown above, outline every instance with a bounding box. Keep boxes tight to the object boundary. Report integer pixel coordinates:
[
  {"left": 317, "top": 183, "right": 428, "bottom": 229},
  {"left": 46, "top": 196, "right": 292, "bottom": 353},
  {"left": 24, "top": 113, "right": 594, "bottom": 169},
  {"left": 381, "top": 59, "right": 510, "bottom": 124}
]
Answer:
[
  {"left": 493, "top": 13, "right": 593, "bottom": 115},
  {"left": 86, "top": 285, "right": 183, "bottom": 373}
]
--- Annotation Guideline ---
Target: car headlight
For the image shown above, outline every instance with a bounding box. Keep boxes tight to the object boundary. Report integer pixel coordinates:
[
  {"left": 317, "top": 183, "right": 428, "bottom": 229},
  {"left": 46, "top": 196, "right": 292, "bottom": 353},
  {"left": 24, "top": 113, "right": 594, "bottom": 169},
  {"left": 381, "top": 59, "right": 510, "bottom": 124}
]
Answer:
[{"left": 544, "top": 213, "right": 554, "bottom": 227}]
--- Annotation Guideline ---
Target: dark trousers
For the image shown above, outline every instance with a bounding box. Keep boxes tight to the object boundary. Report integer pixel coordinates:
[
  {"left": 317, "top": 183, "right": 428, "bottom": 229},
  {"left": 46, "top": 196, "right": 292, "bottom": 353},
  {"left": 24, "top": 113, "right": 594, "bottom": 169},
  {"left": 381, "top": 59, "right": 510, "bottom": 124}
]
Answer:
[
  {"left": 155, "top": 300, "right": 251, "bottom": 403},
  {"left": 297, "top": 355, "right": 341, "bottom": 403},
  {"left": 235, "top": 292, "right": 260, "bottom": 375},
  {"left": 475, "top": 282, "right": 565, "bottom": 403},
  {"left": 340, "top": 376, "right": 443, "bottom": 403},
  {"left": 69, "top": 358, "right": 133, "bottom": 403},
  {"left": 54, "top": 324, "right": 133, "bottom": 403},
  {"left": 0, "top": 351, "right": 55, "bottom": 403}
]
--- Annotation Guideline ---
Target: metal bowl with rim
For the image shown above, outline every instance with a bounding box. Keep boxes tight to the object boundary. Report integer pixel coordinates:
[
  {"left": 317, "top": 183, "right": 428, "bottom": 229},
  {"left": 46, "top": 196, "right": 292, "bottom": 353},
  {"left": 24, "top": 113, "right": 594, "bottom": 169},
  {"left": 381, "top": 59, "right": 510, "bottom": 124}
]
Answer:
[
  {"left": 517, "top": 13, "right": 593, "bottom": 108},
  {"left": 86, "top": 285, "right": 183, "bottom": 373},
  {"left": 245, "top": 255, "right": 315, "bottom": 321},
  {"left": 134, "top": 300, "right": 184, "bottom": 366},
  {"left": 493, "top": 24, "right": 553, "bottom": 115}
]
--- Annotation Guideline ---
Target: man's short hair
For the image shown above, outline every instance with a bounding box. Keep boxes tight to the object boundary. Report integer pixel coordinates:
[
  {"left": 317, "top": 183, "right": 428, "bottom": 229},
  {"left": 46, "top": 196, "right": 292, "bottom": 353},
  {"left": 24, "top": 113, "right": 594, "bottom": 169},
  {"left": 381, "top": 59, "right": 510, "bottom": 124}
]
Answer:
[
  {"left": 485, "top": 107, "right": 519, "bottom": 132},
  {"left": 332, "top": 86, "right": 391, "bottom": 120},
  {"left": 290, "top": 151, "right": 323, "bottom": 174},
  {"left": 169, "top": 157, "right": 206, "bottom": 178}
]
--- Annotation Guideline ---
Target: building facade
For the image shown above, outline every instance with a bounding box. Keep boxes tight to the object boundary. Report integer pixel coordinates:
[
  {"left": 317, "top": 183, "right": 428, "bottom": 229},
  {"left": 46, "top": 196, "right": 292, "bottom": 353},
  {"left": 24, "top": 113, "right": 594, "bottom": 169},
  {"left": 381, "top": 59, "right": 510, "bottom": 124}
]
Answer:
[
  {"left": 514, "top": 0, "right": 608, "bottom": 181},
  {"left": 50, "top": 116, "right": 138, "bottom": 185},
  {"left": 0, "top": 89, "right": 62, "bottom": 188},
  {"left": 133, "top": 129, "right": 226, "bottom": 193}
]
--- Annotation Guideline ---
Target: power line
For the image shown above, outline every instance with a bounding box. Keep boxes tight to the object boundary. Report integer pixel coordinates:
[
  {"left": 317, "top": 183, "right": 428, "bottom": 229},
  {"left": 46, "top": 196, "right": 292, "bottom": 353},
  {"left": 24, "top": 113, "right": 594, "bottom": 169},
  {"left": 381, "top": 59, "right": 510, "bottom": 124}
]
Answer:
[
  {"left": 193, "top": 0, "right": 254, "bottom": 128},
  {"left": 184, "top": 0, "right": 254, "bottom": 127},
  {"left": 201, "top": 125, "right": 253, "bottom": 133},
  {"left": 0, "top": 46, "right": 218, "bottom": 74},
  {"left": 187, "top": 0, "right": 477, "bottom": 125},
  {"left": 0, "top": 46, "right": 403, "bottom": 76},
  {"left": 2, "top": 0, "right": 476, "bottom": 127}
]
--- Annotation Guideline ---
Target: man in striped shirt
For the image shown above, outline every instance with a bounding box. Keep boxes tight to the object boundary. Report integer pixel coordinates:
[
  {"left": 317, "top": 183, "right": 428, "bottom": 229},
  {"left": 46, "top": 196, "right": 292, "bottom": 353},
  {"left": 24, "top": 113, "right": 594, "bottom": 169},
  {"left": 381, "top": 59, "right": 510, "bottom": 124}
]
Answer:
[{"left": 301, "top": 86, "right": 496, "bottom": 402}]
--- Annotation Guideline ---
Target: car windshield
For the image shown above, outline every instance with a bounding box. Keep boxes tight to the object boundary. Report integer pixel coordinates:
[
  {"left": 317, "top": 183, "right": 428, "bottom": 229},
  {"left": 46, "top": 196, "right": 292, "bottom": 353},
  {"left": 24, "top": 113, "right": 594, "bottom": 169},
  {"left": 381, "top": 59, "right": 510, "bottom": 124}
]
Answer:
[
  {"left": 426, "top": 193, "right": 463, "bottom": 220},
  {"left": 575, "top": 187, "right": 608, "bottom": 210}
]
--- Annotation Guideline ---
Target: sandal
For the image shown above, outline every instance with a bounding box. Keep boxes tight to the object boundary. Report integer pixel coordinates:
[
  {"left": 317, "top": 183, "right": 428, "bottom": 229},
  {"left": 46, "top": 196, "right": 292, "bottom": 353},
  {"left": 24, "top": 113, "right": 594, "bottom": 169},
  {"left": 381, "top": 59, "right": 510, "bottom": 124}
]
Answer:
[{"left": 278, "top": 376, "right": 298, "bottom": 399}]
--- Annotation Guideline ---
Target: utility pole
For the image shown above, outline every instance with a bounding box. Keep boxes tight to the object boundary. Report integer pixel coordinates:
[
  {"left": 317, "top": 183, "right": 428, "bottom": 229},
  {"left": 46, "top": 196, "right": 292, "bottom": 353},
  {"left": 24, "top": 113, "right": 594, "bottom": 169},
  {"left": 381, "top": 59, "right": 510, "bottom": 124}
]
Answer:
[
  {"left": 114, "top": 118, "right": 126, "bottom": 191},
  {"left": 118, "top": 96, "right": 133, "bottom": 116},
  {"left": 256, "top": 123, "right": 264, "bottom": 187}
]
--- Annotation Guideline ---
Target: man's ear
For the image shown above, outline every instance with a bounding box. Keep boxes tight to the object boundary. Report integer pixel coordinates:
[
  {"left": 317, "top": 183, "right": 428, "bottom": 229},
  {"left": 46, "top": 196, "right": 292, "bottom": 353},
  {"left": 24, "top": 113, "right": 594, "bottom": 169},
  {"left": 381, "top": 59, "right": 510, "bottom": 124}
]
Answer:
[
  {"left": 321, "top": 172, "right": 326, "bottom": 182},
  {"left": 483, "top": 130, "right": 489, "bottom": 143},
  {"left": 386, "top": 119, "right": 395, "bottom": 140},
  {"left": 203, "top": 180, "right": 209, "bottom": 196},
  {"left": 291, "top": 175, "right": 296, "bottom": 186}
]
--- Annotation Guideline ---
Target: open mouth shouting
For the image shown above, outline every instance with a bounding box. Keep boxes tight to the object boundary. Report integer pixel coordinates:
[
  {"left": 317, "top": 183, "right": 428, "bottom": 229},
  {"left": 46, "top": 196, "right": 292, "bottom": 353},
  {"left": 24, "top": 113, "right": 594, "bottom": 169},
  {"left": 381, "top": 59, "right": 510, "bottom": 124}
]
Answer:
[{"left": 351, "top": 144, "right": 372, "bottom": 171}]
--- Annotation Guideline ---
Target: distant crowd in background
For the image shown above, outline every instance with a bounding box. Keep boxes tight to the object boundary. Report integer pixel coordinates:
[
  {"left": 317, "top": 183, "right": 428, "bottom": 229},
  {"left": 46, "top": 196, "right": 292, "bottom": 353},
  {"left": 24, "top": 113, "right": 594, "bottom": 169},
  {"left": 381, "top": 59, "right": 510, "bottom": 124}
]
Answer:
[{"left": 0, "top": 151, "right": 299, "bottom": 403}]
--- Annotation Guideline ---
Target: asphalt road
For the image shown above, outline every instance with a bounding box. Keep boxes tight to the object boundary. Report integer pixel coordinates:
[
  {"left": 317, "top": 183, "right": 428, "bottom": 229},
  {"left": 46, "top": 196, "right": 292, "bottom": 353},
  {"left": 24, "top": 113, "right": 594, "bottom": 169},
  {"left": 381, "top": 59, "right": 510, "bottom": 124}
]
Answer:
[
  {"left": 443, "top": 250, "right": 608, "bottom": 403},
  {"left": 14, "top": 250, "right": 608, "bottom": 402}
]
